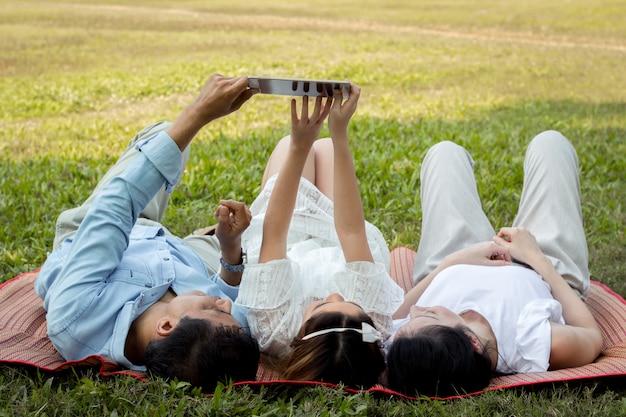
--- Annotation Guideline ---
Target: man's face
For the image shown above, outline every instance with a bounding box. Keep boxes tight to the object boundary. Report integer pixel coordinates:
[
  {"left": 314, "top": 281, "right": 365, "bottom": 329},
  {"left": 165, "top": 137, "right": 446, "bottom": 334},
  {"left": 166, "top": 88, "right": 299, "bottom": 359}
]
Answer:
[
  {"left": 165, "top": 290, "right": 241, "bottom": 328},
  {"left": 396, "top": 305, "right": 466, "bottom": 337}
]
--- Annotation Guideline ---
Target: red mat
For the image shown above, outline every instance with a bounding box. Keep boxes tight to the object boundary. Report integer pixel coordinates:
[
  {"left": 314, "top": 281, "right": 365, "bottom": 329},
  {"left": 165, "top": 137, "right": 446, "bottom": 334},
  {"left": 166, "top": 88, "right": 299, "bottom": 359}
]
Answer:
[{"left": 2, "top": 247, "right": 625, "bottom": 399}]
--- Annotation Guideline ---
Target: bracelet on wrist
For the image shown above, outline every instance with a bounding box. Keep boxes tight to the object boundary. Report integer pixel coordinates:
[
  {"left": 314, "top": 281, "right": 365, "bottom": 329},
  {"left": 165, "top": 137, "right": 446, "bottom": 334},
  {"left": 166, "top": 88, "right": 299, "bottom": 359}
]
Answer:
[{"left": 220, "top": 250, "right": 247, "bottom": 273}]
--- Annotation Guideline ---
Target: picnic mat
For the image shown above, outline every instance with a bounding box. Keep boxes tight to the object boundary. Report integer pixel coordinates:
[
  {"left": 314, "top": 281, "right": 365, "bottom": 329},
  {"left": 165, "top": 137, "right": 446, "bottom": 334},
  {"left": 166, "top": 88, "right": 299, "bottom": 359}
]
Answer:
[{"left": 2, "top": 247, "right": 626, "bottom": 399}]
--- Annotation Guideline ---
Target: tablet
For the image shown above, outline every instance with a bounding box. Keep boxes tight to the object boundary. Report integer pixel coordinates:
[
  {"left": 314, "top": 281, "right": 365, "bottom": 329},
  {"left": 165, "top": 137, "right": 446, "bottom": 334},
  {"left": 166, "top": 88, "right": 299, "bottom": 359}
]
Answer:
[{"left": 248, "top": 76, "right": 350, "bottom": 98}]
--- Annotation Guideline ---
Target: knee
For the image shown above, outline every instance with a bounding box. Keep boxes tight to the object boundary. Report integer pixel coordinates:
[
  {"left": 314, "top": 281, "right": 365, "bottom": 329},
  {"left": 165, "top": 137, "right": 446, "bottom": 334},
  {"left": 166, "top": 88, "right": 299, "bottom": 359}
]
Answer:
[
  {"left": 423, "top": 140, "right": 471, "bottom": 165},
  {"left": 313, "top": 137, "right": 333, "bottom": 149},
  {"left": 426, "top": 140, "right": 464, "bottom": 155},
  {"left": 527, "top": 130, "right": 575, "bottom": 156}
]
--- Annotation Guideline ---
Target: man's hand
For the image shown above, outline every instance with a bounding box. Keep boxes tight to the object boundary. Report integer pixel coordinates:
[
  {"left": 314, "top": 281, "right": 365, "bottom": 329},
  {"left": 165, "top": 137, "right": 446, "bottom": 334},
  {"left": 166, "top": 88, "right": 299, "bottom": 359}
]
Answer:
[
  {"left": 213, "top": 199, "right": 251, "bottom": 255},
  {"left": 167, "top": 74, "right": 258, "bottom": 151},
  {"left": 444, "top": 241, "right": 511, "bottom": 268},
  {"left": 192, "top": 74, "right": 257, "bottom": 125},
  {"left": 213, "top": 199, "right": 251, "bottom": 286},
  {"left": 493, "top": 226, "right": 545, "bottom": 269}
]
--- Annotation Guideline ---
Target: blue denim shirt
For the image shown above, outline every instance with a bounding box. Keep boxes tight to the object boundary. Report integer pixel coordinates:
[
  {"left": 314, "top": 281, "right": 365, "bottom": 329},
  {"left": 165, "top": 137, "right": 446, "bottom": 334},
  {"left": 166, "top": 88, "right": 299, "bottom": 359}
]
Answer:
[{"left": 35, "top": 131, "right": 249, "bottom": 371}]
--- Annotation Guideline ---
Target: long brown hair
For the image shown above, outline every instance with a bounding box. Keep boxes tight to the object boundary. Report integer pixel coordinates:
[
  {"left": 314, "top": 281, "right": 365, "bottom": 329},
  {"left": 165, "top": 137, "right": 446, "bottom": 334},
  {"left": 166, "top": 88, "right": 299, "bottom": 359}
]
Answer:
[{"left": 282, "top": 311, "right": 385, "bottom": 388}]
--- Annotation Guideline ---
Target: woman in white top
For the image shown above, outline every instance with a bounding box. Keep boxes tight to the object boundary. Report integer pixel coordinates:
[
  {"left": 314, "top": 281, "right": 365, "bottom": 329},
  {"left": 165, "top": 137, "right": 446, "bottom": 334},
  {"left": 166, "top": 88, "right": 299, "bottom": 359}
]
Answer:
[
  {"left": 234, "top": 83, "right": 403, "bottom": 387},
  {"left": 386, "top": 132, "right": 603, "bottom": 397}
]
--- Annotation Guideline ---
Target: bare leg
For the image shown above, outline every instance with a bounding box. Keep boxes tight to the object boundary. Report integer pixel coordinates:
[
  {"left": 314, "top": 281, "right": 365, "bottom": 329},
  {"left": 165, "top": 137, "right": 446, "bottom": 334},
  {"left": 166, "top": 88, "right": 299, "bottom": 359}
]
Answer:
[
  {"left": 312, "top": 138, "right": 334, "bottom": 199},
  {"left": 261, "top": 135, "right": 316, "bottom": 190}
]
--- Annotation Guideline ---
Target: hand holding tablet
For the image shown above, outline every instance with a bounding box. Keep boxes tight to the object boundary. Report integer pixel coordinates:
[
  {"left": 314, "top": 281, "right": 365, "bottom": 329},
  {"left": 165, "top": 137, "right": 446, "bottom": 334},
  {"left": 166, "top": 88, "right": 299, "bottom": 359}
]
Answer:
[{"left": 248, "top": 76, "right": 350, "bottom": 99}]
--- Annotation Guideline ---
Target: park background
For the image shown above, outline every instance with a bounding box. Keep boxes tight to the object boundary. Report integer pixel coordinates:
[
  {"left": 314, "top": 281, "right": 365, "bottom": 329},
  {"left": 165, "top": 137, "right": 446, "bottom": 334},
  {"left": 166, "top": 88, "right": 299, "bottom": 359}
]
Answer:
[{"left": 1, "top": 0, "right": 625, "bottom": 415}]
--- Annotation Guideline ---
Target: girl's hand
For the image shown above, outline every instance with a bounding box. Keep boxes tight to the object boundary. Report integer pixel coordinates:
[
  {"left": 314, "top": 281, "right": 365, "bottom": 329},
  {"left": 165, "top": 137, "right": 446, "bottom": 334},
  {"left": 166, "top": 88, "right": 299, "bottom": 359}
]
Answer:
[
  {"left": 443, "top": 241, "right": 511, "bottom": 268},
  {"left": 328, "top": 82, "right": 360, "bottom": 141},
  {"left": 290, "top": 95, "right": 332, "bottom": 152},
  {"left": 493, "top": 226, "right": 545, "bottom": 268}
]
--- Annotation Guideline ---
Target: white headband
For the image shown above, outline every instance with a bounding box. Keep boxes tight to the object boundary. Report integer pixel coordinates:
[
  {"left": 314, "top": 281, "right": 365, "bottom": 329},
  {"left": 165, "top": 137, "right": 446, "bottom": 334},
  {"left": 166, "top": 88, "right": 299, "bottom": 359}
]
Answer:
[{"left": 300, "top": 322, "right": 382, "bottom": 344}]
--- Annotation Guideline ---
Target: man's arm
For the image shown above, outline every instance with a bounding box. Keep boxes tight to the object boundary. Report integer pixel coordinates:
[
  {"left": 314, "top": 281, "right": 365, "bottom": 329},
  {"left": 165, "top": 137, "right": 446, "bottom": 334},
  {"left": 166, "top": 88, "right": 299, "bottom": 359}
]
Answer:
[
  {"left": 494, "top": 227, "right": 603, "bottom": 369},
  {"left": 166, "top": 75, "right": 256, "bottom": 151},
  {"left": 213, "top": 199, "right": 251, "bottom": 286},
  {"left": 392, "top": 241, "right": 511, "bottom": 319},
  {"left": 39, "top": 74, "right": 257, "bottom": 298}
]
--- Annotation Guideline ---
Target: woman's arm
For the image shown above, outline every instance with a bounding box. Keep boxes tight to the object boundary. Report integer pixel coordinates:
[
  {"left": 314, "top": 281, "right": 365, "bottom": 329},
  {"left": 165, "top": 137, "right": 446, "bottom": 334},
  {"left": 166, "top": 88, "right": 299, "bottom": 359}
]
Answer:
[
  {"left": 258, "top": 96, "right": 331, "bottom": 263},
  {"left": 392, "top": 241, "right": 511, "bottom": 319},
  {"left": 327, "top": 83, "right": 373, "bottom": 263},
  {"left": 494, "top": 227, "right": 603, "bottom": 369}
]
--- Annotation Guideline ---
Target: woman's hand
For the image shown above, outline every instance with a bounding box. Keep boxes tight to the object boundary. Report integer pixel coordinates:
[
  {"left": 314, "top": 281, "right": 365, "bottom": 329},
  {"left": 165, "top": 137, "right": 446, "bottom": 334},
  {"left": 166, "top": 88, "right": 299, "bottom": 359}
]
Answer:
[
  {"left": 493, "top": 227, "right": 544, "bottom": 269},
  {"left": 290, "top": 95, "right": 332, "bottom": 152},
  {"left": 443, "top": 241, "right": 511, "bottom": 268},
  {"left": 328, "top": 82, "right": 360, "bottom": 142}
]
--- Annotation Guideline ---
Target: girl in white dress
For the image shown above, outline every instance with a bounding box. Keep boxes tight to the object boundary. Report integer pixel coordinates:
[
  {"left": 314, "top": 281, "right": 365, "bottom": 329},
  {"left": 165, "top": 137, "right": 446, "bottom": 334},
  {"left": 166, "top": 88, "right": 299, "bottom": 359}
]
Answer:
[{"left": 234, "top": 83, "right": 403, "bottom": 387}]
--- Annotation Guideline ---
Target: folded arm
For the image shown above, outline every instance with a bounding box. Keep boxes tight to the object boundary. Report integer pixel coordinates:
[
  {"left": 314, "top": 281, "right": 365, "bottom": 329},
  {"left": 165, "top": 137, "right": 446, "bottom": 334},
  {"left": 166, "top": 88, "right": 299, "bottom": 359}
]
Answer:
[
  {"left": 494, "top": 227, "right": 603, "bottom": 369},
  {"left": 393, "top": 241, "right": 511, "bottom": 319}
]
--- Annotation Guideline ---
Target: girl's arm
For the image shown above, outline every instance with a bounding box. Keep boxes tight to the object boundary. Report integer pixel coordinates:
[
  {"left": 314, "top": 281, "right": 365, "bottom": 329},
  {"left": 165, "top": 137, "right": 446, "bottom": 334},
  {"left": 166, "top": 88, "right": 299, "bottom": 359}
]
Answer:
[
  {"left": 327, "top": 83, "right": 373, "bottom": 263},
  {"left": 258, "top": 96, "right": 331, "bottom": 263},
  {"left": 494, "top": 227, "right": 603, "bottom": 369}
]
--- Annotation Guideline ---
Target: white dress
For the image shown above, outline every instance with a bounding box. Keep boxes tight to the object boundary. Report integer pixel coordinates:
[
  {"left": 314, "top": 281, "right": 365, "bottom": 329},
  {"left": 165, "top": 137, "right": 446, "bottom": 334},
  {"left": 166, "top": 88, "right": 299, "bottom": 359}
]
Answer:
[{"left": 236, "top": 175, "right": 405, "bottom": 359}]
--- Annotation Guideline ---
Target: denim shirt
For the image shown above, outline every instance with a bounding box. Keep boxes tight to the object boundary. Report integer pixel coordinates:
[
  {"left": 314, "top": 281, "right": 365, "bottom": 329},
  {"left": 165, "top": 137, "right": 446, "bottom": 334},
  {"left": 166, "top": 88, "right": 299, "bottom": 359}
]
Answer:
[{"left": 35, "top": 131, "right": 249, "bottom": 371}]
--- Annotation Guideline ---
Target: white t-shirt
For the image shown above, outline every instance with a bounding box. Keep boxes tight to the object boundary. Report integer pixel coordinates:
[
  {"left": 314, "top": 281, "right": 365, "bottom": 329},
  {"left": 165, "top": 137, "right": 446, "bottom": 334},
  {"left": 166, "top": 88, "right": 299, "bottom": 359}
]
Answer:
[
  {"left": 236, "top": 175, "right": 404, "bottom": 358},
  {"left": 392, "top": 264, "right": 565, "bottom": 373}
]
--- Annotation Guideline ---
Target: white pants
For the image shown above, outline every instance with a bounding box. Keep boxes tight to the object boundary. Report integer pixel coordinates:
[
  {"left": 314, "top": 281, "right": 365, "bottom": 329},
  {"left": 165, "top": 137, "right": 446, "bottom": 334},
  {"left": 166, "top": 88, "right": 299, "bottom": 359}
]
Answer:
[
  {"left": 53, "top": 121, "right": 222, "bottom": 274},
  {"left": 412, "top": 130, "right": 589, "bottom": 298}
]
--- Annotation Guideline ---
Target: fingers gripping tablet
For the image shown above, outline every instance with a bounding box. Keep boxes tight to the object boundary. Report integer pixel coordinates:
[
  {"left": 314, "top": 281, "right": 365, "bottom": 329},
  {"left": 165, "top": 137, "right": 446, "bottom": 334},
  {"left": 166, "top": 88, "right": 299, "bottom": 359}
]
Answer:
[{"left": 248, "top": 76, "right": 350, "bottom": 99}]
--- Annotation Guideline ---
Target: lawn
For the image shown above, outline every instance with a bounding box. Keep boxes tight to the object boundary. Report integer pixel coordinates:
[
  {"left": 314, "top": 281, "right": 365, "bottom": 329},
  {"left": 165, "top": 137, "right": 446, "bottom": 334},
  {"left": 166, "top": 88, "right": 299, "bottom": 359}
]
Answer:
[{"left": 1, "top": 0, "right": 625, "bottom": 415}]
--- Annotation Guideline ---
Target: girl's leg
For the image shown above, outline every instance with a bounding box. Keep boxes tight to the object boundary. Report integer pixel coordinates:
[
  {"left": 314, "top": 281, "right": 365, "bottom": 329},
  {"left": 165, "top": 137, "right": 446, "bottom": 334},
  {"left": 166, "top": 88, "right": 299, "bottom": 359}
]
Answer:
[
  {"left": 311, "top": 138, "right": 334, "bottom": 199},
  {"left": 512, "top": 130, "right": 589, "bottom": 298},
  {"left": 261, "top": 135, "right": 316, "bottom": 190},
  {"left": 413, "top": 141, "right": 495, "bottom": 284},
  {"left": 53, "top": 121, "right": 189, "bottom": 249}
]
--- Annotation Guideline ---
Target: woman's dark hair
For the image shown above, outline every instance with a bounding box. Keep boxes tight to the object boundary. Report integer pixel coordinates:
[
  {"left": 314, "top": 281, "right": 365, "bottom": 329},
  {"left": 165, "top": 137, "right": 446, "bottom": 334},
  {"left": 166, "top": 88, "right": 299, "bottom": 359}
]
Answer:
[
  {"left": 386, "top": 325, "right": 493, "bottom": 398},
  {"left": 282, "top": 311, "right": 385, "bottom": 388},
  {"left": 145, "top": 317, "right": 260, "bottom": 392}
]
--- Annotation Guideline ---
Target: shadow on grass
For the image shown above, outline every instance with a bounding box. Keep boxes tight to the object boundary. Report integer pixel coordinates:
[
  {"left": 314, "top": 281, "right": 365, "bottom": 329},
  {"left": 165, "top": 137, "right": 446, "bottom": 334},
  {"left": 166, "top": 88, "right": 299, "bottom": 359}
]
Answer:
[{"left": 2, "top": 99, "right": 625, "bottom": 292}]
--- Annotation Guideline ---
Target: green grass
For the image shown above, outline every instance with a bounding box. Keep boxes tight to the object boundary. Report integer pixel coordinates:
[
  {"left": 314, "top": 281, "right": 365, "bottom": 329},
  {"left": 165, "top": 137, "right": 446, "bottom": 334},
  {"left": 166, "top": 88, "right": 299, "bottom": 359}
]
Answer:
[{"left": 1, "top": 0, "right": 625, "bottom": 414}]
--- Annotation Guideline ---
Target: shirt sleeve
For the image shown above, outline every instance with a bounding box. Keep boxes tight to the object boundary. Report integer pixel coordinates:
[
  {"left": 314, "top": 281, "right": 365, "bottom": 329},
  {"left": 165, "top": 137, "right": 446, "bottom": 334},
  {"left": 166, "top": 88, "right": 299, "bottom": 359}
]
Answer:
[
  {"left": 513, "top": 299, "right": 564, "bottom": 372},
  {"left": 209, "top": 272, "right": 240, "bottom": 300},
  {"left": 333, "top": 261, "right": 405, "bottom": 340},
  {"left": 36, "top": 132, "right": 183, "bottom": 314},
  {"left": 235, "top": 258, "right": 304, "bottom": 358}
]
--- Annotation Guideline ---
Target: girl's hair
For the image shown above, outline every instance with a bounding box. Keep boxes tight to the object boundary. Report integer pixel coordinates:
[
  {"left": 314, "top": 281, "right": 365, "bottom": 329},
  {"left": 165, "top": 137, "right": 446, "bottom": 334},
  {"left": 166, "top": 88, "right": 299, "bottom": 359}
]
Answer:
[
  {"left": 386, "top": 324, "right": 493, "bottom": 397},
  {"left": 282, "top": 311, "right": 386, "bottom": 388}
]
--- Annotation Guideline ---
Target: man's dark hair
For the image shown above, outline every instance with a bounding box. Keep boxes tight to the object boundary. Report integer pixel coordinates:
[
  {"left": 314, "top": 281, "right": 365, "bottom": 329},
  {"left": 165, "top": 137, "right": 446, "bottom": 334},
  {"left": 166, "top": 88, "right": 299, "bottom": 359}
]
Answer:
[
  {"left": 386, "top": 325, "right": 493, "bottom": 398},
  {"left": 283, "top": 311, "right": 386, "bottom": 388},
  {"left": 145, "top": 317, "right": 260, "bottom": 392}
]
